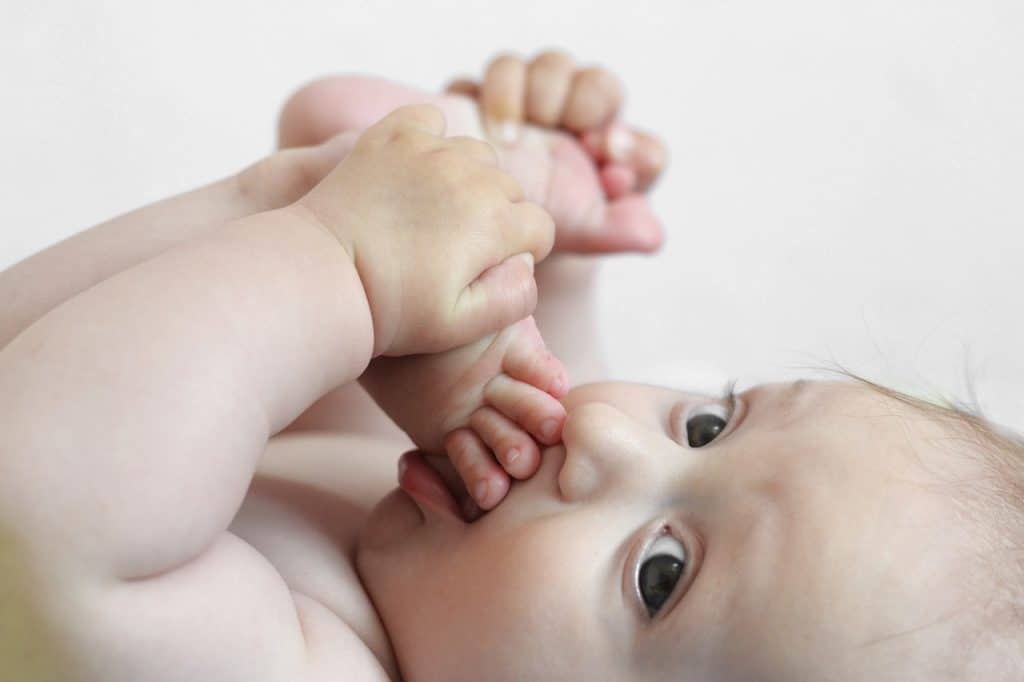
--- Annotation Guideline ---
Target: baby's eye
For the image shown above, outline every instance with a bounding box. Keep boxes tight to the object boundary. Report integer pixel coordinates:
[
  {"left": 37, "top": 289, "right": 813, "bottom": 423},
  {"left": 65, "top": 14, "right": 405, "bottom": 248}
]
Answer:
[
  {"left": 637, "top": 533, "right": 687, "bottom": 617},
  {"left": 685, "top": 403, "right": 731, "bottom": 447}
]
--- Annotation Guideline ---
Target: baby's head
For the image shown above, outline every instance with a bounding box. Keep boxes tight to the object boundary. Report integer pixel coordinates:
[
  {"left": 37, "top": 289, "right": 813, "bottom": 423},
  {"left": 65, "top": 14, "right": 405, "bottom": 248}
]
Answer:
[{"left": 357, "top": 379, "right": 1023, "bottom": 680}]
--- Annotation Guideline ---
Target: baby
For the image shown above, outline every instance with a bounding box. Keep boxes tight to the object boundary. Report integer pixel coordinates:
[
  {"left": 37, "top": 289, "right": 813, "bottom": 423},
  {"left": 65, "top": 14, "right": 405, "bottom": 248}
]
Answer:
[{"left": 1, "top": 51, "right": 1022, "bottom": 682}]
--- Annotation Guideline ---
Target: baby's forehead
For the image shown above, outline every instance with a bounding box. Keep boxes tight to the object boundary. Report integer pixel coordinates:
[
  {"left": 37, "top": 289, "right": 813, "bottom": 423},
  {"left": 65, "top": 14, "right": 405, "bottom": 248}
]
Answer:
[
  {"left": 771, "top": 379, "right": 962, "bottom": 441},
  {"left": 706, "top": 384, "right": 981, "bottom": 673},
  {"left": 730, "top": 380, "right": 975, "bottom": 552}
]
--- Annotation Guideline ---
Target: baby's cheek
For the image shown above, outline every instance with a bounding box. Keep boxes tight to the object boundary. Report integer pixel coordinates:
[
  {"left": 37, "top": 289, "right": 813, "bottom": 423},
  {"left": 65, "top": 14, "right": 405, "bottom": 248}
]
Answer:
[{"left": 461, "top": 541, "right": 598, "bottom": 662}]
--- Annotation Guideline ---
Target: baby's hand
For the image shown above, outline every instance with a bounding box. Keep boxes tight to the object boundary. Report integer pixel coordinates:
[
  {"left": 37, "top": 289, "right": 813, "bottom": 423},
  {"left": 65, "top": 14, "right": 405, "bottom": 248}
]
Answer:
[{"left": 298, "top": 104, "right": 555, "bottom": 357}]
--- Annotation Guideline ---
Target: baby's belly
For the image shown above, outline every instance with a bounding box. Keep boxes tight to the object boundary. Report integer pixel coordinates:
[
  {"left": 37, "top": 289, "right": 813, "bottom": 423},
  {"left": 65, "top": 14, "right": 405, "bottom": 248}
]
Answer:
[{"left": 230, "top": 431, "right": 408, "bottom": 678}]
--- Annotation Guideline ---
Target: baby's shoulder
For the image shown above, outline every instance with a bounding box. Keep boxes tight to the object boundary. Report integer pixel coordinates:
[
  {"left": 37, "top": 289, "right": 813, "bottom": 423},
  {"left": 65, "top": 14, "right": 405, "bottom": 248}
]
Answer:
[{"left": 233, "top": 431, "right": 406, "bottom": 680}]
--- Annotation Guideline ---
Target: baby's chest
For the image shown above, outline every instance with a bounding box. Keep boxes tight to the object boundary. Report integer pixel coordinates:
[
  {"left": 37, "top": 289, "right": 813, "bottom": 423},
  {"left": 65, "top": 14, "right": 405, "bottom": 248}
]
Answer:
[{"left": 229, "top": 432, "right": 405, "bottom": 679}]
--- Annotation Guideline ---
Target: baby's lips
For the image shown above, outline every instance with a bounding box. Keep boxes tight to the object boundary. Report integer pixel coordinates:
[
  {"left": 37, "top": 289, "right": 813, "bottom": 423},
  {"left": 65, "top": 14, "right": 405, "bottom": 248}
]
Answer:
[
  {"left": 420, "top": 452, "right": 480, "bottom": 518},
  {"left": 398, "top": 451, "right": 466, "bottom": 523}
]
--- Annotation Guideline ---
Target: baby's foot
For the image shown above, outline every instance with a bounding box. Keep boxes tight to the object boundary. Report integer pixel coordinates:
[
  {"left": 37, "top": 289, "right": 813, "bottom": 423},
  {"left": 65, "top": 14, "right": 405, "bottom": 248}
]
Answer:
[
  {"left": 277, "top": 53, "right": 667, "bottom": 255},
  {"left": 359, "top": 317, "right": 568, "bottom": 514}
]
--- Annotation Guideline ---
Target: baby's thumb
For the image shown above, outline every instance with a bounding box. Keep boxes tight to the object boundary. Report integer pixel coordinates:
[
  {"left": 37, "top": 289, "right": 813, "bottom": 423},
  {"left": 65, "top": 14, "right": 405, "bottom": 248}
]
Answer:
[
  {"left": 309, "top": 130, "right": 362, "bottom": 179},
  {"left": 452, "top": 253, "right": 538, "bottom": 347}
]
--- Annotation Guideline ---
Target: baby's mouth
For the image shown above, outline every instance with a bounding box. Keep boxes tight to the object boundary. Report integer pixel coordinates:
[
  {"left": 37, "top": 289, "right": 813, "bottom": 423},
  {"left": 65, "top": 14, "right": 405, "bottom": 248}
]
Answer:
[{"left": 398, "top": 451, "right": 473, "bottom": 523}]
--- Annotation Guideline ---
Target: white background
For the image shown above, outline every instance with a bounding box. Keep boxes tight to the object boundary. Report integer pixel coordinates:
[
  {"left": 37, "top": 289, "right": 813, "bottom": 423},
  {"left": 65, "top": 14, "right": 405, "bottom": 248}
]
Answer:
[{"left": 2, "top": 0, "right": 1021, "bottom": 428}]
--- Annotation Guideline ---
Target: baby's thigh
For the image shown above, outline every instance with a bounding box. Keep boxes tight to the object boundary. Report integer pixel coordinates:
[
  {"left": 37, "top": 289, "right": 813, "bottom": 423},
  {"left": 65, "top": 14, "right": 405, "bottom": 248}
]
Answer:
[{"left": 230, "top": 432, "right": 401, "bottom": 654}]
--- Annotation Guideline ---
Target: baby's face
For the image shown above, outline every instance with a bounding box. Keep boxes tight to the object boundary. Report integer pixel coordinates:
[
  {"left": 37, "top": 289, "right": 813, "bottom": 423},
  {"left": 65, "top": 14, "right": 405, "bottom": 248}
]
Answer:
[{"left": 358, "top": 380, "right": 976, "bottom": 680}]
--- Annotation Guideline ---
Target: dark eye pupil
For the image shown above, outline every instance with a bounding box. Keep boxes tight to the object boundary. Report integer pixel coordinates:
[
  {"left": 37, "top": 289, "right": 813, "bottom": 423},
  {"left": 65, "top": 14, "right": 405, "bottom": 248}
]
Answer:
[
  {"left": 638, "top": 554, "right": 685, "bottom": 616},
  {"left": 687, "top": 413, "right": 726, "bottom": 447}
]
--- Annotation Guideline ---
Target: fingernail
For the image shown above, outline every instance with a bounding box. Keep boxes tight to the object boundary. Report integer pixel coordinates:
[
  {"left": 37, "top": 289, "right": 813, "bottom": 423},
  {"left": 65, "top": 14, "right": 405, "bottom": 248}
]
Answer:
[
  {"left": 540, "top": 418, "right": 559, "bottom": 442},
  {"left": 474, "top": 479, "right": 489, "bottom": 504},
  {"left": 606, "top": 126, "right": 634, "bottom": 162},
  {"left": 505, "top": 448, "right": 520, "bottom": 466},
  {"left": 397, "top": 455, "right": 408, "bottom": 479},
  {"left": 488, "top": 118, "right": 519, "bottom": 146},
  {"left": 516, "top": 252, "right": 535, "bottom": 273}
]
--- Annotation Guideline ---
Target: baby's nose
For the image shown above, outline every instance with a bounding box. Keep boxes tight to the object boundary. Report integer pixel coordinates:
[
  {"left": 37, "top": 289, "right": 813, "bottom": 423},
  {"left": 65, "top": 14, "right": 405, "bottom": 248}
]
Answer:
[{"left": 557, "top": 401, "right": 661, "bottom": 502}]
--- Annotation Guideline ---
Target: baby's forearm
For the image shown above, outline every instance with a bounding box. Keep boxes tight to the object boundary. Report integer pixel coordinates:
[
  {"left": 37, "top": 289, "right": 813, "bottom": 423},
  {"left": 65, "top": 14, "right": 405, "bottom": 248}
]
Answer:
[
  {"left": 0, "top": 177, "right": 253, "bottom": 349},
  {"left": 0, "top": 207, "right": 372, "bottom": 581}
]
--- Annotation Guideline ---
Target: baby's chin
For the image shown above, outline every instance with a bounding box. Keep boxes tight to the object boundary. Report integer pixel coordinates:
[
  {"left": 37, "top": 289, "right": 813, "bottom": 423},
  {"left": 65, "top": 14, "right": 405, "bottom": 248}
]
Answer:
[
  {"left": 356, "top": 452, "right": 468, "bottom": 554},
  {"left": 358, "top": 486, "right": 423, "bottom": 553}
]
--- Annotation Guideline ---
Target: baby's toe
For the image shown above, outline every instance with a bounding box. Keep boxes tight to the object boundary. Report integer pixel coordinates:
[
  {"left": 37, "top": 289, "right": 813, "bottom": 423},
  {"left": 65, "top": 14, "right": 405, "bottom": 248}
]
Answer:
[
  {"left": 444, "top": 429, "right": 511, "bottom": 511},
  {"left": 469, "top": 406, "right": 542, "bottom": 479},
  {"left": 483, "top": 374, "right": 567, "bottom": 447},
  {"left": 502, "top": 319, "right": 569, "bottom": 397},
  {"left": 600, "top": 163, "right": 638, "bottom": 199}
]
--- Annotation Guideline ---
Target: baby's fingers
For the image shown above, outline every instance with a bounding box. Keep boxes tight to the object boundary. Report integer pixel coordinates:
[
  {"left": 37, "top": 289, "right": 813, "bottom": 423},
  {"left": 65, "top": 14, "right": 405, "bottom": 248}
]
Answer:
[
  {"left": 444, "top": 428, "right": 511, "bottom": 511},
  {"left": 452, "top": 252, "right": 537, "bottom": 347},
  {"left": 449, "top": 202, "right": 553, "bottom": 345},
  {"left": 481, "top": 54, "right": 526, "bottom": 146}
]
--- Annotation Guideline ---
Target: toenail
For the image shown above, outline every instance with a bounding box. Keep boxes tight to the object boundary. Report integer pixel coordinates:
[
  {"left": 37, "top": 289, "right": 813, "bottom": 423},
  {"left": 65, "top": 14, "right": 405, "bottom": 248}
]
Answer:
[
  {"left": 607, "top": 126, "right": 634, "bottom": 161},
  {"left": 487, "top": 118, "right": 520, "bottom": 146},
  {"left": 497, "top": 120, "right": 519, "bottom": 146},
  {"left": 540, "top": 418, "right": 558, "bottom": 441},
  {"left": 474, "top": 480, "right": 489, "bottom": 504},
  {"left": 505, "top": 448, "right": 520, "bottom": 465}
]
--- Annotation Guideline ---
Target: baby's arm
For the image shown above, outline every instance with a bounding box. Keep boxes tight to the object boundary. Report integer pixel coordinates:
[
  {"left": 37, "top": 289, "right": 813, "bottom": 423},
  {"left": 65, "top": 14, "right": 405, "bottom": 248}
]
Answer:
[
  {"left": 0, "top": 132, "right": 356, "bottom": 349},
  {"left": 0, "top": 106, "right": 551, "bottom": 680},
  {"left": 1, "top": 208, "right": 372, "bottom": 681}
]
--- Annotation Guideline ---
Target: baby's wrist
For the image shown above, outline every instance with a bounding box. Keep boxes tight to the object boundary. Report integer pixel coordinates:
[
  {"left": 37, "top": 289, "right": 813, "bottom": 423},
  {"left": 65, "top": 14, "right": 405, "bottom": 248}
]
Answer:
[{"left": 274, "top": 204, "right": 377, "bottom": 367}]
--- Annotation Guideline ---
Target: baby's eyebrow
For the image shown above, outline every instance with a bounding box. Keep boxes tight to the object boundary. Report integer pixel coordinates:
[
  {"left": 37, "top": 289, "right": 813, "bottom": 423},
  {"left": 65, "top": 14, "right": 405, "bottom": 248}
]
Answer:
[{"left": 763, "top": 379, "right": 816, "bottom": 427}]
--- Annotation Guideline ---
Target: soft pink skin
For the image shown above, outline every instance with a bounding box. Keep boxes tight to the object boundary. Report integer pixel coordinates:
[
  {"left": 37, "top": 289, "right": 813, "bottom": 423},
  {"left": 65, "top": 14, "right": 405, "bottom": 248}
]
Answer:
[
  {"left": 358, "top": 379, "right": 990, "bottom": 681},
  {"left": 277, "top": 74, "right": 662, "bottom": 509},
  {"left": 278, "top": 76, "right": 664, "bottom": 255},
  {"left": 3, "top": 65, "right": 1008, "bottom": 682},
  {"left": 361, "top": 315, "right": 569, "bottom": 512}
]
